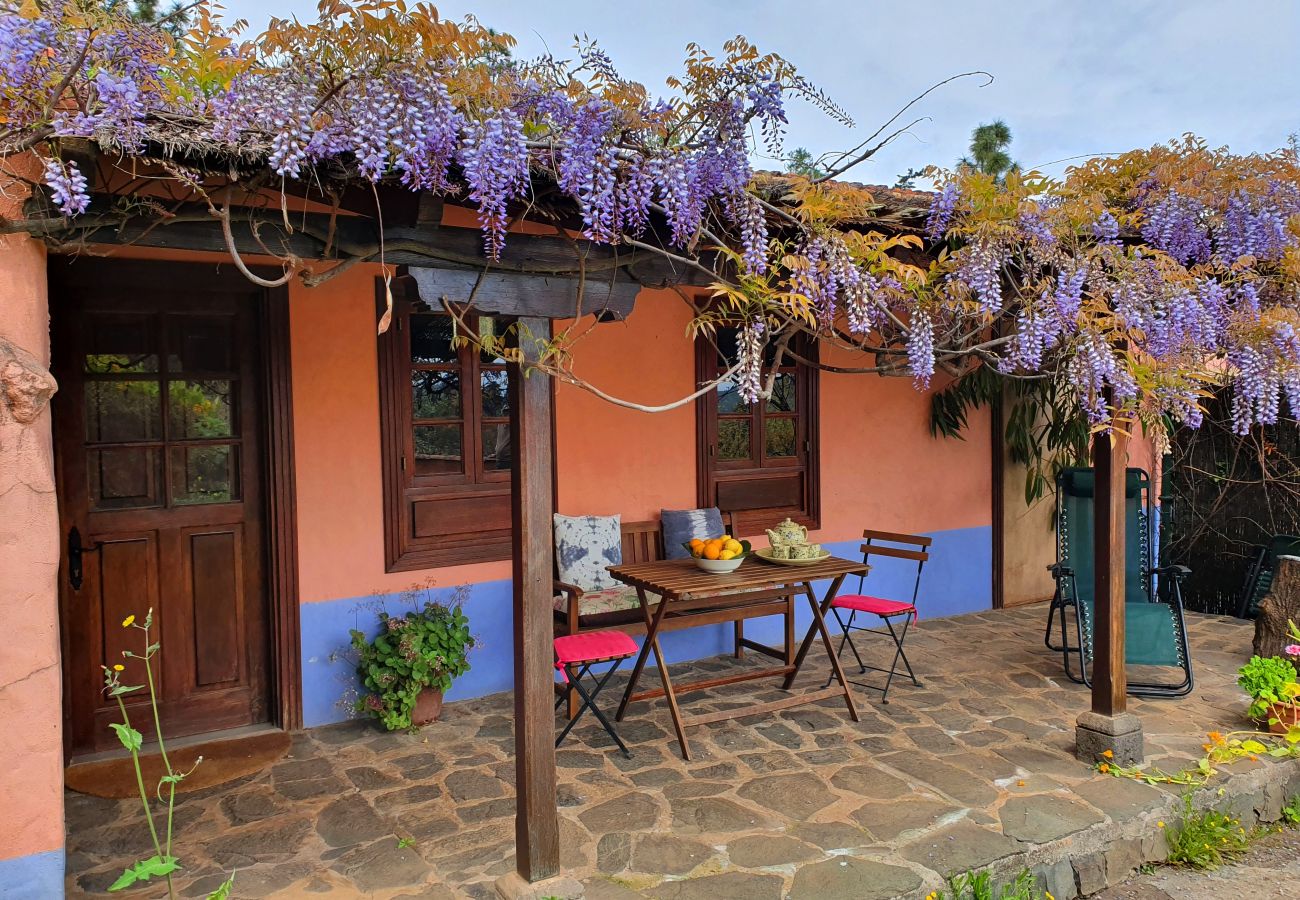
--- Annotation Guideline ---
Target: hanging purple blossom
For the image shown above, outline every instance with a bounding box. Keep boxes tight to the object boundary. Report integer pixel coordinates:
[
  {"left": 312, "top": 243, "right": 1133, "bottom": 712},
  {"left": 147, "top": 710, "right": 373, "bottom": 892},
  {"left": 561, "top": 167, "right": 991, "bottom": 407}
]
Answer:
[
  {"left": 731, "top": 192, "right": 768, "bottom": 275},
  {"left": 43, "top": 157, "right": 90, "bottom": 217},
  {"left": 1091, "top": 211, "right": 1120, "bottom": 246},
  {"left": 1067, "top": 330, "right": 1139, "bottom": 426},
  {"left": 1017, "top": 210, "right": 1056, "bottom": 248},
  {"left": 736, "top": 321, "right": 766, "bottom": 405},
  {"left": 390, "top": 71, "right": 462, "bottom": 191},
  {"left": 925, "top": 181, "right": 959, "bottom": 240},
  {"left": 907, "top": 308, "right": 936, "bottom": 388},
  {"left": 1140, "top": 189, "right": 1211, "bottom": 265},
  {"left": 459, "top": 110, "right": 530, "bottom": 259},
  {"left": 951, "top": 237, "right": 1006, "bottom": 314}
]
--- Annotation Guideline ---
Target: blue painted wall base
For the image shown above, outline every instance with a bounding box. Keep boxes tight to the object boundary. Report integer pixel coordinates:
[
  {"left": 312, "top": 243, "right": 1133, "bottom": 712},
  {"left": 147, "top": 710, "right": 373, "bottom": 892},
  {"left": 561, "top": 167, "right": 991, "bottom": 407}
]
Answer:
[
  {"left": 0, "top": 849, "right": 65, "bottom": 900},
  {"left": 301, "top": 525, "right": 991, "bottom": 727}
]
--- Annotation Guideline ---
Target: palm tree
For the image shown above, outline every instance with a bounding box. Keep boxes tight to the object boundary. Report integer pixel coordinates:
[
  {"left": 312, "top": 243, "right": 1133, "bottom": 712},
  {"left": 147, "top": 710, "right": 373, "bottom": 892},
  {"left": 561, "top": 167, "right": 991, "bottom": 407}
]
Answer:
[{"left": 960, "top": 120, "right": 1018, "bottom": 182}]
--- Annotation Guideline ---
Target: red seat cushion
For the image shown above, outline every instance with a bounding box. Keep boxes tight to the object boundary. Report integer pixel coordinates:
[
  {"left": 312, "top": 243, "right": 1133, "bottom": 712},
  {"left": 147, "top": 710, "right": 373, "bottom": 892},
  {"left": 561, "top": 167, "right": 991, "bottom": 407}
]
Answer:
[
  {"left": 554, "top": 630, "right": 639, "bottom": 667},
  {"left": 831, "top": 594, "right": 916, "bottom": 617}
]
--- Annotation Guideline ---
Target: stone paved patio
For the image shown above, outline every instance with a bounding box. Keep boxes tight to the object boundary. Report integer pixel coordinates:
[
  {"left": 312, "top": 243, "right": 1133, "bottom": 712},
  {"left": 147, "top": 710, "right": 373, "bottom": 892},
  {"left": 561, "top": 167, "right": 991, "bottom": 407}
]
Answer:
[{"left": 66, "top": 604, "right": 1300, "bottom": 899}]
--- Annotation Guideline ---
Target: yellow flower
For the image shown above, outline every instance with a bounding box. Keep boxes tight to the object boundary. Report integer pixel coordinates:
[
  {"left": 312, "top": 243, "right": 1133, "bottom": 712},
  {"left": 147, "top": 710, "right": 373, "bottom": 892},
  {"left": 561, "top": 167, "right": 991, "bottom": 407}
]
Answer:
[
  {"left": 1158, "top": 821, "right": 1165, "bottom": 828},
  {"left": 1208, "top": 730, "right": 1224, "bottom": 743},
  {"left": 1102, "top": 749, "right": 1114, "bottom": 759},
  {"left": 122, "top": 615, "right": 135, "bottom": 627},
  {"left": 1098, "top": 763, "right": 1110, "bottom": 773},
  {"left": 1046, "top": 893, "right": 1055, "bottom": 900},
  {"left": 112, "top": 664, "right": 124, "bottom": 672}
]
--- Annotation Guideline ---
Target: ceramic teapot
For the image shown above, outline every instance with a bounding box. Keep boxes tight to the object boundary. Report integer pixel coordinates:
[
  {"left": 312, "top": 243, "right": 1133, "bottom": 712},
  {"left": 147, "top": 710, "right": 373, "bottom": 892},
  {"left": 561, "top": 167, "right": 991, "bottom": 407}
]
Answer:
[{"left": 766, "top": 517, "right": 809, "bottom": 548}]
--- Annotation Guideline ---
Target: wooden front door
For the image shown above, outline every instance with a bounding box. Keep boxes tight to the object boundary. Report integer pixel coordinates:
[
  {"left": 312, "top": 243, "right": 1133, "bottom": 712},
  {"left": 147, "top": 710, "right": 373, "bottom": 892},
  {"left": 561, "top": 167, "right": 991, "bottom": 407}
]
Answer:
[{"left": 52, "top": 264, "right": 271, "bottom": 755}]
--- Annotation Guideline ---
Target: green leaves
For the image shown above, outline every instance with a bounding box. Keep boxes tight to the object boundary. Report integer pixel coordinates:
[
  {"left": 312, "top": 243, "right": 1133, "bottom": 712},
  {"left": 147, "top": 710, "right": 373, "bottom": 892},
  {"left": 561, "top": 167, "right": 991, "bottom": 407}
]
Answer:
[
  {"left": 352, "top": 598, "right": 476, "bottom": 731},
  {"left": 206, "top": 873, "right": 236, "bottom": 900},
  {"left": 110, "top": 723, "right": 143, "bottom": 753},
  {"left": 108, "top": 855, "right": 179, "bottom": 892}
]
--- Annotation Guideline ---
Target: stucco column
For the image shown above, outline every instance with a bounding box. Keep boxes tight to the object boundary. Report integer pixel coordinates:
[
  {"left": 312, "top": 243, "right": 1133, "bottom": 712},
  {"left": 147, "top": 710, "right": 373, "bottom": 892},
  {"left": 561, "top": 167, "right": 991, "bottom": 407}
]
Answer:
[{"left": 0, "top": 213, "right": 65, "bottom": 894}]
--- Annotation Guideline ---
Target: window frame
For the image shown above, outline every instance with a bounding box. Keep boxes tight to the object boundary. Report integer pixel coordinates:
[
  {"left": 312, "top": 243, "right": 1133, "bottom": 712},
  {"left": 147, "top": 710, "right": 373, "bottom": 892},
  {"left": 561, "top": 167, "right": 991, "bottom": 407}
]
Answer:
[
  {"left": 378, "top": 275, "right": 541, "bottom": 571},
  {"left": 695, "top": 328, "right": 821, "bottom": 536}
]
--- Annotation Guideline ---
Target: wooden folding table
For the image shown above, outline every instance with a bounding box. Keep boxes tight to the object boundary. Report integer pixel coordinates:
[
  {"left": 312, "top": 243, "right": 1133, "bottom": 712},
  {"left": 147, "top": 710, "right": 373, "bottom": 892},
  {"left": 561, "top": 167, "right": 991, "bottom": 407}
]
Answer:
[{"left": 607, "top": 555, "right": 868, "bottom": 759}]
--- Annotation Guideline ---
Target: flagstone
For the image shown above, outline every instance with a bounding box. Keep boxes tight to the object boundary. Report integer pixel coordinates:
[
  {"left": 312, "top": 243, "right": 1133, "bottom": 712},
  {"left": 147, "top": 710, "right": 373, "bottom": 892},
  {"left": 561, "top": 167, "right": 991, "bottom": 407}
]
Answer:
[
  {"left": 788, "top": 856, "right": 923, "bottom": 900},
  {"left": 736, "top": 772, "right": 837, "bottom": 819},
  {"left": 725, "top": 834, "right": 821, "bottom": 868}
]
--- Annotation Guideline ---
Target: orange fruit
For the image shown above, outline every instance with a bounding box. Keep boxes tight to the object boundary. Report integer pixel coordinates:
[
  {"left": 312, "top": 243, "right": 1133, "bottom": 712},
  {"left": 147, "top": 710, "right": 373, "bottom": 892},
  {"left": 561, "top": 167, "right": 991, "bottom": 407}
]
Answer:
[
  {"left": 688, "top": 538, "right": 705, "bottom": 557},
  {"left": 703, "top": 543, "right": 722, "bottom": 560}
]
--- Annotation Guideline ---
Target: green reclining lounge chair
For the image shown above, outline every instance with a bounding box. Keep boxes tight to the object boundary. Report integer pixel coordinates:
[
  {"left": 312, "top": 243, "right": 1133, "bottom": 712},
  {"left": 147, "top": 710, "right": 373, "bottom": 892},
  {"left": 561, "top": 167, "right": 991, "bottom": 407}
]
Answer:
[
  {"left": 1236, "top": 534, "right": 1300, "bottom": 620},
  {"left": 1043, "top": 467, "right": 1194, "bottom": 697}
]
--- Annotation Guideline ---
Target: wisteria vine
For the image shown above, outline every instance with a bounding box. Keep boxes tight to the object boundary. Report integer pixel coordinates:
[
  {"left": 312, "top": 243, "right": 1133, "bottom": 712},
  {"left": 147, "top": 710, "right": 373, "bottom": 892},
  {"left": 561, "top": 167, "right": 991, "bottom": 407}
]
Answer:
[{"left": 2, "top": 1, "right": 1300, "bottom": 439}]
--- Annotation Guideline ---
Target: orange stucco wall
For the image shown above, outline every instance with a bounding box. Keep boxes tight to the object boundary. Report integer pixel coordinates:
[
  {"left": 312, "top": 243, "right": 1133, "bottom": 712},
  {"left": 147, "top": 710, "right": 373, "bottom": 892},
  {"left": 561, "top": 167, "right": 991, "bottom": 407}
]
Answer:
[
  {"left": 0, "top": 225, "right": 65, "bottom": 863},
  {"left": 284, "top": 273, "right": 990, "bottom": 602}
]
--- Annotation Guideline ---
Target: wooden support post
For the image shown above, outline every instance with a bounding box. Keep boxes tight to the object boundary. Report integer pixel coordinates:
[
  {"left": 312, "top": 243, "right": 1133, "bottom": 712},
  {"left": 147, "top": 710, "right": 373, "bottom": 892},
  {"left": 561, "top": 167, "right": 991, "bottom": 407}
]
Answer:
[
  {"left": 1091, "top": 427, "right": 1128, "bottom": 717},
  {"left": 1075, "top": 423, "right": 1143, "bottom": 766},
  {"left": 509, "top": 317, "right": 559, "bottom": 883}
]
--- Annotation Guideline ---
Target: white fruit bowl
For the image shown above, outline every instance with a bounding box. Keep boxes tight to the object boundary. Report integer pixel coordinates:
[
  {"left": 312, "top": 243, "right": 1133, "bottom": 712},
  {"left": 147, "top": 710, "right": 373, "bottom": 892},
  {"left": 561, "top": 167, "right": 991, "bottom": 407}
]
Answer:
[{"left": 693, "top": 556, "right": 745, "bottom": 575}]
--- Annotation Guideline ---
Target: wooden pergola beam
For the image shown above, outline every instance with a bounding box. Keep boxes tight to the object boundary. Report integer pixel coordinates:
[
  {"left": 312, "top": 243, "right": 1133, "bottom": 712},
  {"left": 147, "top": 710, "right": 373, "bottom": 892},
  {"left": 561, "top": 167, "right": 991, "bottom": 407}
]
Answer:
[{"left": 17, "top": 195, "right": 715, "bottom": 288}]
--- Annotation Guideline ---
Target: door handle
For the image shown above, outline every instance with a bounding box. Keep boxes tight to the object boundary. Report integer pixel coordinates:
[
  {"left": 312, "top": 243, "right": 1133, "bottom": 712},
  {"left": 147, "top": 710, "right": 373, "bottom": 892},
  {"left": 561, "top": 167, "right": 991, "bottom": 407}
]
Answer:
[{"left": 68, "top": 526, "right": 101, "bottom": 592}]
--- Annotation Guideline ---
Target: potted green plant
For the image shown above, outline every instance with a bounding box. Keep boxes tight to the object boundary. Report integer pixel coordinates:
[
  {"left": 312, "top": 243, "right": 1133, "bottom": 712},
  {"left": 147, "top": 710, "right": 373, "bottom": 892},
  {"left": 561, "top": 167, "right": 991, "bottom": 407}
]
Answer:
[
  {"left": 350, "top": 593, "right": 475, "bottom": 731},
  {"left": 1237, "top": 653, "right": 1300, "bottom": 734}
]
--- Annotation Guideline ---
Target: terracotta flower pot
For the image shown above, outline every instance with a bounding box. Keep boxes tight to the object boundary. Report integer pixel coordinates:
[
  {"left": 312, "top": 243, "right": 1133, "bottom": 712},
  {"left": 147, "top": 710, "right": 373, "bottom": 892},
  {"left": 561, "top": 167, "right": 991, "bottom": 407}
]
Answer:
[
  {"left": 412, "top": 687, "right": 445, "bottom": 726},
  {"left": 1267, "top": 702, "right": 1300, "bottom": 735}
]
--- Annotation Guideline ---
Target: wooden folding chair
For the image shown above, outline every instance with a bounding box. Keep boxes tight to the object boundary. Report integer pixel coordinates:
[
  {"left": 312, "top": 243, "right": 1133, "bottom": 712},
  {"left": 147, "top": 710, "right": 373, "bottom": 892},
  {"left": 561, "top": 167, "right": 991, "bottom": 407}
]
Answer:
[{"left": 826, "top": 530, "right": 930, "bottom": 703}]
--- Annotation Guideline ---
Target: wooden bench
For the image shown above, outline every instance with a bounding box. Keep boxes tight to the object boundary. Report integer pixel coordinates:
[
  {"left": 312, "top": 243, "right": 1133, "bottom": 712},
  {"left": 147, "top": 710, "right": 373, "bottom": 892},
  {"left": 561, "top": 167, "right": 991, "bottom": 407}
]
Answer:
[{"left": 552, "top": 516, "right": 794, "bottom": 661}]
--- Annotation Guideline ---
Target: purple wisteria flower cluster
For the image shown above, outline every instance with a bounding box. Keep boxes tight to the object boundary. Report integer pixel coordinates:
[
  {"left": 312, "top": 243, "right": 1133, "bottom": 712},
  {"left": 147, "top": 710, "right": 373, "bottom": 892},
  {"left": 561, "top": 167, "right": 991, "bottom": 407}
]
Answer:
[
  {"left": 2, "top": 3, "right": 790, "bottom": 264},
  {"left": 931, "top": 171, "right": 1300, "bottom": 433}
]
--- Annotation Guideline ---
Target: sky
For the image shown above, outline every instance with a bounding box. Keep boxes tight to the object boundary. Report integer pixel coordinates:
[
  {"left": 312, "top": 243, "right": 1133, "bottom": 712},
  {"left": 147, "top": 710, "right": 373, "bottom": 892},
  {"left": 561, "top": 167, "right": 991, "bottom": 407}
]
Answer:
[{"left": 219, "top": 0, "right": 1300, "bottom": 186}]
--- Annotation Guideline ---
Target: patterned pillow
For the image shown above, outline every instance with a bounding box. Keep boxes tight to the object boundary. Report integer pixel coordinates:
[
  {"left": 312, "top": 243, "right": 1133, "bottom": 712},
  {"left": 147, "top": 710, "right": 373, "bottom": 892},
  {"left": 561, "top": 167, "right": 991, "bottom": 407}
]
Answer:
[
  {"left": 553, "top": 514, "right": 622, "bottom": 591},
  {"left": 661, "top": 507, "right": 725, "bottom": 560}
]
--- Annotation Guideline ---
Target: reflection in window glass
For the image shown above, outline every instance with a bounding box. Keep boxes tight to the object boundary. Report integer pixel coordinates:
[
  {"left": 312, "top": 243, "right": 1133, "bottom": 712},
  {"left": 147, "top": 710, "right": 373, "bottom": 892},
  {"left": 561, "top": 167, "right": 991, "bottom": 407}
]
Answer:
[
  {"left": 410, "top": 315, "right": 458, "bottom": 364},
  {"left": 767, "top": 373, "right": 797, "bottom": 412},
  {"left": 717, "top": 378, "right": 746, "bottom": 412},
  {"left": 765, "top": 417, "right": 796, "bottom": 458},
  {"left": 168, "top": 380, "right": 235, "bottom": 439},
  {"left": 482, "top": 424, "right": 511, "bottom": 470},
  {"left": 412, "top": 371, "right": 461, "bottom": 418},
  {"left": 85, "top": 380, "right": 162, "bottom": 443},
  {"left": 414, "top": 424, "right": 463, "bottom": 475},
  {"left": 85, "top": 314, "right": 157, "bottom": 374},
  {"left": 169, "top": 444, "right": 240, "bottom": 505},
  {"left": 481, "top": 369, "right": 509, "bottom": 418},
  {"left": 717, "top": 419, "right": 751, "bottom": 460}
]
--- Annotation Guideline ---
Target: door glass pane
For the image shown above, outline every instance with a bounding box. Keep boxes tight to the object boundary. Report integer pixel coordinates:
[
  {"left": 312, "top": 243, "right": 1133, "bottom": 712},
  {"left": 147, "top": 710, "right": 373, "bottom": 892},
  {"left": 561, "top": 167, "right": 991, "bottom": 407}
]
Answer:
[
  {"left": 169, "top": 444, "right": 240, "bottom": 505},
  {"left": 717, "top": 378, "right": 746, "bottom": 413},
  {"left": 481, "top": 369, "right": 509, "bottom": 418},
  {"left": 765, "top": 417, "right": 796, "bottom": 458},
  {"left": 414, "top": 424, "right": 463, "bottom": 475},
  {"left": 410, "top": 315, "right": 458, "bottom": 365},
  {"left": 85, "top": 381, "right": 161, "bottom": 442},
  {"left": 89, "top": 447, "right": 162, "bottom": 510},
  {"left": 717, "top": 419, "right": 751, "bottom": 460},
  {"left": 168, "top": 380, "right": 235, "bottom": 439},
  {"left": 482, "top": 424, "right": 511, "bottom": 471},
  {"left": 167, "top": 315, "right": 234, "bottom": 373},
  {"left": 412, "top": 371, "right": 460, "bottom": 418},
  {"left": 767, "top": 373, "right": 797, "bottom": 412},
  {"left": 85, "top": 315, "right": 158, "bottom": 374}
]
